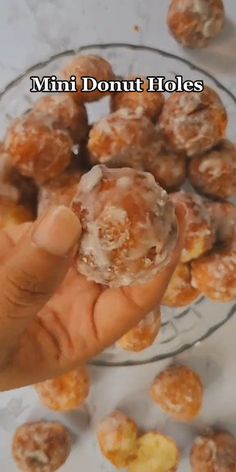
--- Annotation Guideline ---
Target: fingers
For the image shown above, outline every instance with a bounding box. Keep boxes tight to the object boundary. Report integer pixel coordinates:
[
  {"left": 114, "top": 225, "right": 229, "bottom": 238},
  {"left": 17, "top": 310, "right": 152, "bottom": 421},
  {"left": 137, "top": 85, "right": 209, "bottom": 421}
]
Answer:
[
  {"left": 4, "top": 222, "right": 33, "bottom": 245},
  {"left": 92, "top": 203, "right": 187, "bottom": 349},
  {"left": 0, "top": 223, "right": 32, "bottom": 264},
  {"left": 0, "top": 206, "right": 81, "bottom": 370}
]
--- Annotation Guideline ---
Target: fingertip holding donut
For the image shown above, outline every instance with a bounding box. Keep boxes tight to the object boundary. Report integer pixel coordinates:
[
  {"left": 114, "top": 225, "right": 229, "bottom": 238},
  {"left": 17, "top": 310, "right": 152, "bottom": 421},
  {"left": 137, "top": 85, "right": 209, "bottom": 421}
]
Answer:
[{"left": 32, "top": 205, "right": 81, "bottom": 257}]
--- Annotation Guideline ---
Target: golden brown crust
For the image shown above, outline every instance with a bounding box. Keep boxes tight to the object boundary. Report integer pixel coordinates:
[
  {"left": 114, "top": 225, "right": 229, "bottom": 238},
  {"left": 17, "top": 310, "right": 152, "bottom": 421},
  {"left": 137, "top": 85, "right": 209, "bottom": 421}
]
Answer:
[
  {"left": 4, "top": 112, "right": 73, "bottom": 184},
  {"left": 61, "top": 54, "right": 115, "bottom": 103},
  {"left": 206, "top": 201, "right": 236, "bottom": 244},
  {"left": 111, "top": 77, "right": 164, "bottom": 121},
  {"left": 35, "top": 367, "right": 90, "bottom": 412},
  {"left": 33, "top": 94, "right": 89, "bottom": 144},
  {"left": 191, "top": 430, "right": 236, "bottom": 472},
  {"left": 191, "top": 243, "right": 236, "bottom": 302},
  {"left": 168, "top": 0, "right": 225, "bottom": 48},
  {"left": 162, "top": 262, "right": 200, "bottom": 307},
  {"left": 116, "top": 307, "right": 161, "bottom": 352},
  {"left": 12, "top": 421, "right": 71, "bottom": 472},
  {"left": 88, "top": 108, "right": 157, "bottom": 166},
  {"left": 171, "top": 192, "right": 216, "bottom": 262},
  {"left": 189, "top": 140, "right": 236, "bottom": 199},
  {"left": 144, "top": 135, "right": 187, "bottom": 192},
  {"left": 160, "top": 87, "right": 227, "bottom": 156},
  {"left": 97, "top": 411, "right": 139, "bottom": 468},
  {"left": 150, "top": 364, "right": 203, "bottom": 422}
]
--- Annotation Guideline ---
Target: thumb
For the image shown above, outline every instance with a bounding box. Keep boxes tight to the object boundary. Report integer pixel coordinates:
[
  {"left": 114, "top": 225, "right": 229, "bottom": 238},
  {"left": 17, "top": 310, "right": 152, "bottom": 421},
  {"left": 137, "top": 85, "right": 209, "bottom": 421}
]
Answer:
[{"left": 0, "top": 206, "right": 81, "bottom": 369}]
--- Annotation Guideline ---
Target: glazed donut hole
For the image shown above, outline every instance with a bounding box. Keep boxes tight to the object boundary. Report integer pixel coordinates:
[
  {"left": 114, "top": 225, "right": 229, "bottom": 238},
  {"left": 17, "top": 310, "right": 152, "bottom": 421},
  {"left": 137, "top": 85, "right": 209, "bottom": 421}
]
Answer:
[
  {"left": 127, "top": 432, "right": 180, "bottom": 472},
  {"left": 116, "top": 307, "right": 161, "bottom": 352},
  {"left": 12, "top": 421, "right": 71, "bottom": 472},
  {"left": 111, "top": 77, "right": 165, "bottom": 122},
  {"left": 159, "top": 87, "right": 228, "bottom": 157},
  {"left": 167, "top": 0, "right": 225, "bottom": 48},
  {"left": 144, "top": 135, "right": 187, "bottom": 192},
  {"left": 191, "top": 242, "right": 236, "bottom": 302},
  {"left": 37, "top": 168, "right": 83, "bottom": 216},
  {"left": 171, "top": 191, "right": 216, "bottom": 263},
  {"left": 189, "top": 139, "right": 236, "bottom": 199},
  {"left": 61, "top": 54, "right": 116, "bottom": 103},
  {"left": 206, "top": 200, "right": 236, "bottom": 244},
  {"left": 97, "top": 410, "right": 139, "bottom": 468},
  {"left": 162, "top": 262, "right": 200, "bottom": 308},
  {"left": 190, "top": 430, "right": 236, "bottom": 472},
  {"left": 88, "top": 108, "right": 157, "bottom": 167},
  {"left": 35, "top": 367, "right": 91, "bottom": 412},
  {"left": 33, "top": 94, "right": 89, "bottom": 144},
  {"left": 4, "top": 111, "right": 73, "bottom": 184},
  {"left": 71, "top": 165, "right": 179, "bottom": 287},
  {"left": 150, "top": 364, "right": 204, "bottom": 422},
  {"left": 88, "top": 119, "right": 187, "bottom": 191}
]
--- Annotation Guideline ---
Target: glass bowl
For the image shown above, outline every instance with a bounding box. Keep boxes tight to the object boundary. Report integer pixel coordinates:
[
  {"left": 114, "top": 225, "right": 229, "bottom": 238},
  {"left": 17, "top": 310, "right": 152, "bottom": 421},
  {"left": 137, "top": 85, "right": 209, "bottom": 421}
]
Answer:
[{"left": 0, "top": 43, "right": 235, "bottom": 366}]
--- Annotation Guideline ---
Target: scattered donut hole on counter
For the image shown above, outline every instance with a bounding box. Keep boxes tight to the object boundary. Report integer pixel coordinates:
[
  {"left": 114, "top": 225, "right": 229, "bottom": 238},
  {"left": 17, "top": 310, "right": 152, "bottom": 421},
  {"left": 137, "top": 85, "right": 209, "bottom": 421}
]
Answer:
[
  {"left": 12, "top": 421, "right": 72, "bottom": 472},
  {"left": 0, "top": 49, "right": 235, "bottom": 472},
  {"left": 35, "top": 367, "right": 91, "bottom": 412},
  {"left": 167, "top": 0, "right": 225, "bottom": 48},
  {"left": 150, "top": 364, "right": 204, "bottom": 422}
]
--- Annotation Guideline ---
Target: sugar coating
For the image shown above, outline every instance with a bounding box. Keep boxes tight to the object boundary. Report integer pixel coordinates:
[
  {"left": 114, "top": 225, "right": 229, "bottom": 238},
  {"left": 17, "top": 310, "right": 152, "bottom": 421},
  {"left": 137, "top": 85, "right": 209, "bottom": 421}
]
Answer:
[
  {"left": 162, "top": 263, "right": 200, "bottom": 307},
  {"left": 111, "top": 77, "right": 165, "bottom": 122},
  {"left": 88, "top": 108, "right": 157, "bottom": 166},
  {"left": 168, "top": 0, "right": 225, "bottom": 48},
  {"left": 97, "top": 411, "right": 138, "bottom": 468},
  {"left": 144, "top": 135, "right": 187, "bottom": 192},
  {"left": 189, "top": 140, "right": 236, "bottom": 199},
  {"left": 12, "top": 421, "right": 71, "bottom": 472},
  {"left": 34, "top": 94, "right": 89, "bottom": 144},
  {"left": 206, "top": 201, "right": 236, "bottom": 244},
  {"left": 116, "top": 306, "right": 161, "bottom": 352},
  {"left": 191, "top": 430, "right": 236, "bottom": 472},
  {"left": 191, "top": 242, "right": 236, "bottom": 302},
  {"left": 171, "top": 191, "right": 215, "bottom": 263},
  {"left": 4, "top": 112, "right": 73, "bottom": 184},
  {"left": 35, "top": 367, "right": 90, "bottom": 412},
  {"left": 61, "top": 54, "right": 115, "bottom": 103},
  {"left": 71, "top": 165, "right": 178, "bottom": 287},
  {"left": 150, "top": 364, "right": 203, "bottom": 422},
  {"left": 160, "top": 87, "right": 227, "bottom": 157},
  {"left": 38, "top": 170, "right": 82, "bottom": 216}
]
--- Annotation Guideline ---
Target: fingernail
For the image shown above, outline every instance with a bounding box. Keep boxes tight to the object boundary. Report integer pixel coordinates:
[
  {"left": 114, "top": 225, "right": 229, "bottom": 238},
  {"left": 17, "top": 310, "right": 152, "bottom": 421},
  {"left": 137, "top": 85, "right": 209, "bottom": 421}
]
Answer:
[{"left": 32, "top": 206, "right": 81, "bottom": 256}]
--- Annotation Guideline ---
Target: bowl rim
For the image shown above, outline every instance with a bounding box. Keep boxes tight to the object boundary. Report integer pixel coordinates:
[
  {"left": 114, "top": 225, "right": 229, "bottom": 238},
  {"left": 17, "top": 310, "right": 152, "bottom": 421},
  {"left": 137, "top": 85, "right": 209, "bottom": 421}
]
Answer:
[
  {"left": 1, "top": 42, "right": 236, "bottom": 105},
  {"left": 91, "top": 302, "right": 236, "bottom": 367}
]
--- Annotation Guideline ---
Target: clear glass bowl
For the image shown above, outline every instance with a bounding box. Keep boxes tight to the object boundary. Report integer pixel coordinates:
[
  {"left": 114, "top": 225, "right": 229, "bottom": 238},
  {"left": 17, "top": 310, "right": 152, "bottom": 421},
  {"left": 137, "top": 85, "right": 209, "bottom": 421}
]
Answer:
[{"left": 0, "top": 43, "right": 235, "bottom": 366}]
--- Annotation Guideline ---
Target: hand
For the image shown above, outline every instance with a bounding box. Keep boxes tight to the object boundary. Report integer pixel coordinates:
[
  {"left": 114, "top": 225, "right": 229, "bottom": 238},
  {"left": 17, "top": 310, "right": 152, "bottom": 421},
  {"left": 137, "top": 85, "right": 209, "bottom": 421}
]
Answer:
[{"left": 0, "top": 205, "right": 186, "bottom": 391}]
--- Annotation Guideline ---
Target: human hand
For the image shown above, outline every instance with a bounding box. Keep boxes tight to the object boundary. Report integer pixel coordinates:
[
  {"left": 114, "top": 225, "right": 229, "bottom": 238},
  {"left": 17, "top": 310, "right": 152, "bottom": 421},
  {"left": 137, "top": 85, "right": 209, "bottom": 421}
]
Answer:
[{"left": 0, "top": 205, "right": 186, "bottom": 391}]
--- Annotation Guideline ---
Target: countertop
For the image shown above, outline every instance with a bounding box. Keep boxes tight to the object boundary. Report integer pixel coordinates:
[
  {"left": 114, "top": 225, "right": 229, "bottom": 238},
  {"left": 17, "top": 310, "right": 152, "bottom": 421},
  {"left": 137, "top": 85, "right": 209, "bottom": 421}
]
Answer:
[{"left": 0, "top": 0, "right": 236, "bottom": 471}]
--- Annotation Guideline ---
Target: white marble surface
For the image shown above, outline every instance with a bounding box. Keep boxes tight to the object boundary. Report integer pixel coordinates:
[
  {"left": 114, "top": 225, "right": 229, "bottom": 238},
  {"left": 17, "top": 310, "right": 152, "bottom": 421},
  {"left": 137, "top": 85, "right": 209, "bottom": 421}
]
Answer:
[{"left": 0, "top": 0, "right": 236, "bottom": 471}]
